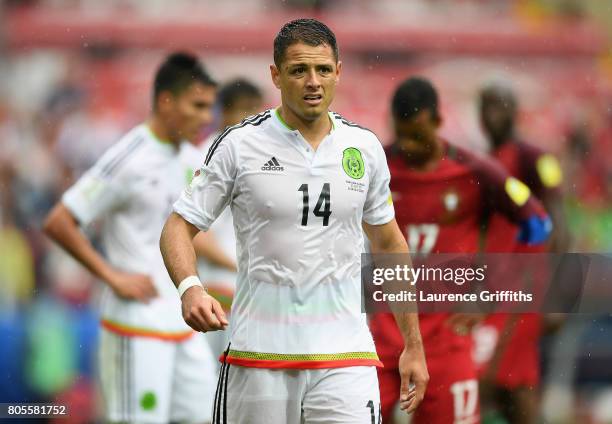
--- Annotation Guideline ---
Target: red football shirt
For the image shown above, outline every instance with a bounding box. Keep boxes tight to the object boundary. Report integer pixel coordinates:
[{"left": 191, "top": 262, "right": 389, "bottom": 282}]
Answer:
[
  {"left": 478, "top": 140, "right": 561, "bottom": 387},
  {"left": 485, "top": 140, "right": 561, "bottom": 253},
  {"left": 370, "top": 140, "right": 546, "bottom": 358}
]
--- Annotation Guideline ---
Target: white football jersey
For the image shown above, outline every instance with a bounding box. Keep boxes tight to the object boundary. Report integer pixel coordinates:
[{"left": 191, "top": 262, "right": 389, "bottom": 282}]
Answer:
[
  {"left": 63, "top": 124, "right": 204, "bottom": 338},
  {"left": 174, "top": 109, "right": 394, "bottom": 368},
  {"left": 195, "top": 132, "right": 238, "bottom": 301}
]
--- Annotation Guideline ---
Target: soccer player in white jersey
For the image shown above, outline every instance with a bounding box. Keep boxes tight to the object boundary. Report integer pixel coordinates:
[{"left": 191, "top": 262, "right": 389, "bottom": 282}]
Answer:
[
  {"left": 160, "top": 20, "right": 429, "bottom": 423},
  {"left": 44, "top": 53, "right": 219, "bottom": 423},
  {"left": 195, "top": 78, "right": 264, "bottom": 362}
]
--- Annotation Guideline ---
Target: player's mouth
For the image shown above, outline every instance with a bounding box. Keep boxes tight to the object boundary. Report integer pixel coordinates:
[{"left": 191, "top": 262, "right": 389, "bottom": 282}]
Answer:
[{"left": 303, "top": 94, "right": 323, "bottom": 106}]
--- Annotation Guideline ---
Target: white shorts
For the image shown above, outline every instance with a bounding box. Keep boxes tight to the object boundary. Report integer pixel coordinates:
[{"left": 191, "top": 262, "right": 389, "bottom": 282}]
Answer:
[
  {"left": 213, "top": 362, "right": 381, "bottom": 424},
  {"left": 203, "top": 328, "right": 231, "bottom": 375},
  {"left": 99, "top": 328, "right": 217, "bottom": 423}
]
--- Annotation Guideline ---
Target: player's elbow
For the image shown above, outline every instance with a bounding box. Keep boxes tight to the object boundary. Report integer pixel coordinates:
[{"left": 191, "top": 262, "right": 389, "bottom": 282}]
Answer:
[
  {"left": 375, "top": 228, "right": 409, "bottom": 254},
  {"left": 42, "top": 203, "right": 71, "bottom": 240},
  {"left": 159, "top": 214, "right": 174, "bottom": 252}
]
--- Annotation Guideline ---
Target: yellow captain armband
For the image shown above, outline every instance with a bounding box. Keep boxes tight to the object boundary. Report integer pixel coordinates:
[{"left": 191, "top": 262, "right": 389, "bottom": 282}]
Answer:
[
  {"left": 536, "top": 154, "right": 563, "bottom": 188},
  {"left": 505, "top": 177, "right": 531, "bottom": 207},
  {"left": 387, "top": 193, "right": 393, "bottom": 206}
]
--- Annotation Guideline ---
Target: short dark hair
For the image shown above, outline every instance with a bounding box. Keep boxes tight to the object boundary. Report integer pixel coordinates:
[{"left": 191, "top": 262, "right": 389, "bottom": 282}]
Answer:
[
  {"left": 217, "top": 79, "right": 262, "bottom": 111},
  {"left": 478, "top": 81, "right": 517, "bottom": 111},
  {"left": 153, "top": 52, "right": 216, "bottom": 107},
  {"left": 273, "top": 18, "right": 338, "bottom": 67},
  {"left": 391, "top": 77, "right": 440, "bottom": 122}
]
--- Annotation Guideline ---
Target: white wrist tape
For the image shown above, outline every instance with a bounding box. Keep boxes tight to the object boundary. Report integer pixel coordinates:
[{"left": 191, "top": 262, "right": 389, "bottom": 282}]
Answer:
[{"left": 177, "top": 275, "right": 203, "bottom": 298}]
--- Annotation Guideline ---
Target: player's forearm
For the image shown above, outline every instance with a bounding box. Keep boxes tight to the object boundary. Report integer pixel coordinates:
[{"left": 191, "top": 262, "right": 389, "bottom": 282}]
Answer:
[
  {"left": 160, "top": 212, "right": 200, "bottom": 287},
  {"left": 43, "top": 203, "right": 115, "bottom": 283},
  {"left": 393, "top": 312, "right": 424, "bottom": 349},
  {"left": 193, "top": 231, "right": 237, "bottom": 272},
  {"left": 364, "top": 220, "right": 422, "bottom": 347}
]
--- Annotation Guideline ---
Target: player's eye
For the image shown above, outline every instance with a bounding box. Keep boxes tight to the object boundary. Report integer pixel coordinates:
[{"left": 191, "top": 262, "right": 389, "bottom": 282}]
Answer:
[
  {"left": 291, "top": 67, "right": 305, "bottom": 75},
  {"left": 319, "top": 66, "right": 333, "bottom": 74}
]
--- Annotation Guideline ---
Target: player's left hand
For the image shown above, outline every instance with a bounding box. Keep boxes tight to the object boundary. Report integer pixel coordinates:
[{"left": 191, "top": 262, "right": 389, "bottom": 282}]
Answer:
[
  {"left": 398, "top": 342, "right": 429, "bottom": 414},
  {"left": 446, "top": 313, "right": 485, "bottom": 336}
]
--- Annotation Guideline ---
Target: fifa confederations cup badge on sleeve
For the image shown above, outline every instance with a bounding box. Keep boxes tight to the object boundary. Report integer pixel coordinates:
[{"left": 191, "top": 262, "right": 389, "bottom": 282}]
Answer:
[{"left": 342, "top": 147, "right": 365, "bottom": 179}]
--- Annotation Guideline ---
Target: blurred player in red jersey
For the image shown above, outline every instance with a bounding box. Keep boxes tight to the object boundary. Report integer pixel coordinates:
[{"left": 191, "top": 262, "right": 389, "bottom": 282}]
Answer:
[
  {"left": 479, "top": 81, "right": 569, "bottom": 254},
  {"left": 474, "top": 82, "right": 570, "bottom": 424},
  {"left": 369, "top": 77, "right": 552, "bottom": 424}
]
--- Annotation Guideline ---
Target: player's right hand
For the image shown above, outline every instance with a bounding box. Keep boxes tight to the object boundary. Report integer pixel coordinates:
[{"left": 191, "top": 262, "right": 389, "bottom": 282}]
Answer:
[
  {"left": 181, "top": 286, "right": 229, "bottom": 332},
  {"left": 107, "top": 270, "right": 158, "bottom": 302}
]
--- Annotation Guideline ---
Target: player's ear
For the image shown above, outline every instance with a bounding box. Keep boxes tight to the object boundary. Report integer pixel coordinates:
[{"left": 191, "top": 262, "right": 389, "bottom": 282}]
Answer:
[
  {"left": 156, "top": 91, "right": 174, "bottom": 113},
  {"left": 270, "top": 64, "right": 281, "bottom": 89},
  {"left": 433, "top": 112, "right": 443, "bottom": 128},
  {"left": 335, "top": 61, "right": 342, "bottom": 83}
]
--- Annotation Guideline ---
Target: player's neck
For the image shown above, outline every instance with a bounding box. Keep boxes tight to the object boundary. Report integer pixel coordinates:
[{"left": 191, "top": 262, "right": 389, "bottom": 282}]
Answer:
[
  {"left": 147, "top": 116, "right": 180, "bottom": 148},
  {"left": 221, "top": 118, "right": 234, "bottom": 130},
  {"left": 278, "top": 105, "right": 332, "bottom": 150},
  {"left": 490, "top": 130, "right": 514, "bottom": 150},
  {"left": 408, "top": 138, "right": 444, "bottom": 172}
]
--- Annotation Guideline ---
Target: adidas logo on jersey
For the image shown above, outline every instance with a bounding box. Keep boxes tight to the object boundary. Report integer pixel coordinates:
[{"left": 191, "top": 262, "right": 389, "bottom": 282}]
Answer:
[{"left": 261, "top": 157, "right": 284, "bottom": 171}]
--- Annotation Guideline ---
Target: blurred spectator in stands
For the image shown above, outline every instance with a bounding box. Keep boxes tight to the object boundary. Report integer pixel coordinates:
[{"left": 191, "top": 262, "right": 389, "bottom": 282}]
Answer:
[
  {"left": 592, "top": 98, "right": 612, "bottom": 204},
  {"left": 562, "top": 101, "right": 612, "bottom": 252},
  {"left": 0, "top": 158, "right": 36, "bottom": 314}
]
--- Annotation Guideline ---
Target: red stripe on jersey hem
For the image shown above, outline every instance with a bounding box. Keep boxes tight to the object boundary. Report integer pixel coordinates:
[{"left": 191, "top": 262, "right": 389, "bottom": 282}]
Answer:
[
  {"left": 221, "top": 356, "right": 384, "bottom": 369},
  {"left": 101, "top": 319, "right": 194, "bottom": 342}
]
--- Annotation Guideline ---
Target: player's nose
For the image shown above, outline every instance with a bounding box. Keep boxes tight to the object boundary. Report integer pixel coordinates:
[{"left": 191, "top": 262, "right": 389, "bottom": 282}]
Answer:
[{"left": 305, "top": 69, "right": 321, "bottom": 88}]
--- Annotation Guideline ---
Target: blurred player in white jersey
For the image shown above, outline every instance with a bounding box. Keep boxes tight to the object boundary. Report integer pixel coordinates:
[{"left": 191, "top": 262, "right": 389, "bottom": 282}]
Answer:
[
  {"left": 44, "top": 52, "right": 218, "bottom": 423},
  {"left": 160, "top": 19, "right": 429, "bottom": 424},
  {"left": 194, "top": 78, "right": 264, "bottom": 362}
]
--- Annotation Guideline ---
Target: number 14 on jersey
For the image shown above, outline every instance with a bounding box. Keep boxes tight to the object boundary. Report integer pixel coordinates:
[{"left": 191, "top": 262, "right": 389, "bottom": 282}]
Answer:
[{"left": 298, "top": 183, "right": 332, "bottom": 226}]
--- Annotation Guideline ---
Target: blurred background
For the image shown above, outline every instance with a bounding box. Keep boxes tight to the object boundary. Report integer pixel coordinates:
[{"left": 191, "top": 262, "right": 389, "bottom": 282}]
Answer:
[{"left": 0, "top": 0, "right": 611, "bottom": 422}]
